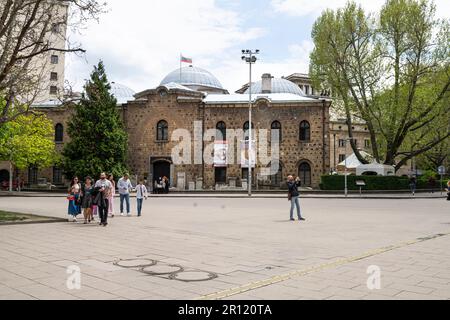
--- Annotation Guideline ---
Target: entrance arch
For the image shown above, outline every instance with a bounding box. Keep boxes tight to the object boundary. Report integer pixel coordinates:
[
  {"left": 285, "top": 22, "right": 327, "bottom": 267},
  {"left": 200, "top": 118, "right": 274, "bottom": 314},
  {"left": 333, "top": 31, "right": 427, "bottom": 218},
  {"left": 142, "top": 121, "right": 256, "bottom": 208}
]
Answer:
[
  {"left": 298, "top": 162, "right": 312, "bottom": 187},
  {"left": 151, "top": 158, "right": 172, "bottom": 184},
  {"left": 0, "top": 170, "right": 9, "bottom": 184}
]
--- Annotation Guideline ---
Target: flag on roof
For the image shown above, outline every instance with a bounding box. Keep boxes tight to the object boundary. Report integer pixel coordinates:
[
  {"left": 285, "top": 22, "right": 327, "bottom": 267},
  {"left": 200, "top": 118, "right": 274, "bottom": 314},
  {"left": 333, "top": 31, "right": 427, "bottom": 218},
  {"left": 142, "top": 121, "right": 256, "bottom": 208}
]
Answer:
[{"left": 180, "top": 55, "right": 193, "bottom": 64}]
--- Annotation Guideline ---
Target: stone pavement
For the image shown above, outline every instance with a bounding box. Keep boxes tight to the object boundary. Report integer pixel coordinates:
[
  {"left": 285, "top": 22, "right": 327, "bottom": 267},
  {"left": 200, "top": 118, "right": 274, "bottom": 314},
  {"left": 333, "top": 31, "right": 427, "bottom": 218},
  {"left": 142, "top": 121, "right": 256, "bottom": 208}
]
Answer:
[
  {"left": 1, "top": 190, "right": 446, "bottom": 199},
  {"left": 0, "top": 196, "right": 449, "bottom": 300}
]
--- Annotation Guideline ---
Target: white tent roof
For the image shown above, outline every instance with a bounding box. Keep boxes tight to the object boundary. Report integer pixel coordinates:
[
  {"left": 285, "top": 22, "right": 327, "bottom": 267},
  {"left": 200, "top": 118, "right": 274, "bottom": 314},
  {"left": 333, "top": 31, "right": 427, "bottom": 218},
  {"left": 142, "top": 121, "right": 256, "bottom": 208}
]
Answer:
[{"left": 338, "top": 151, "right": 373, "bottom": 169}]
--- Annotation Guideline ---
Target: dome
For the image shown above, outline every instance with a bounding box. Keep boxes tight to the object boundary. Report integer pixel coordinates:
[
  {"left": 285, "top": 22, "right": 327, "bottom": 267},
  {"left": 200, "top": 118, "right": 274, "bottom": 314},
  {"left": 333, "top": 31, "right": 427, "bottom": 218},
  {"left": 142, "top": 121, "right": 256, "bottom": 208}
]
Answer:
[
  {"left": 160, "top": 66, "right": 224, "bottom": 92},
  {"left": 245, "top": 78, "right": 305, "bottom": 96},
  {"left": 110, "top": 82, "right": 135, "bottom": 104}
]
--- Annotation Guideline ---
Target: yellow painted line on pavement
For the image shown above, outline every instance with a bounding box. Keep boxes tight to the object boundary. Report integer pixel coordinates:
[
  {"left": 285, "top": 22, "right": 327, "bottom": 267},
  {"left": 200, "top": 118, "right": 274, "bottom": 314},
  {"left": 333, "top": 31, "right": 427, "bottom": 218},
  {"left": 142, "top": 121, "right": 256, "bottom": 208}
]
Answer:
[{"left": 196, "top": 231, "right": 450, "bottom": 300}]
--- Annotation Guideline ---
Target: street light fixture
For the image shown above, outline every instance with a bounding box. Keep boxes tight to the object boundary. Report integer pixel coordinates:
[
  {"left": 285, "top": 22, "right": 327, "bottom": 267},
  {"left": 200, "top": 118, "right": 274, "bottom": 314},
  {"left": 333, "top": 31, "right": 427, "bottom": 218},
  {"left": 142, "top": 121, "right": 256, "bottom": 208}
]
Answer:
[{"left": 241, "top": 49, "right": 259, "bottom": 197}]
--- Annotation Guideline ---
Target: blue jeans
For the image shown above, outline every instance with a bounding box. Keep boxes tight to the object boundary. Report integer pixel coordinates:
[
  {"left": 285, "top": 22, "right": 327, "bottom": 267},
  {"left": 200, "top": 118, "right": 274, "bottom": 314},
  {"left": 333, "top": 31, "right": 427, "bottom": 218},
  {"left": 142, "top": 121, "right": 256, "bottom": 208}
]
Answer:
[
  {"left": 120, "top": 194, "right": 130, "bottom": 214},
  {"left": 137, "top": 199, "right": 143, "bottom": 216},
  {"left": 290, "top": 196, "right": 302, "bottom": 219}
]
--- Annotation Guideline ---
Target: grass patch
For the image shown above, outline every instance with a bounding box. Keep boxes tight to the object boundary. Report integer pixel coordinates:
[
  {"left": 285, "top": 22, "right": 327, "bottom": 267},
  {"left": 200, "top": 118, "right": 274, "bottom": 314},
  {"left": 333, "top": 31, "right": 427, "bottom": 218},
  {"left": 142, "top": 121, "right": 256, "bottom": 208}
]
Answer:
[
  {"left": 0, "top": 210, "right": 63, "bottom": 225},
  {"left": 0, "top": 211, "right": 31, "bottom": 222}
]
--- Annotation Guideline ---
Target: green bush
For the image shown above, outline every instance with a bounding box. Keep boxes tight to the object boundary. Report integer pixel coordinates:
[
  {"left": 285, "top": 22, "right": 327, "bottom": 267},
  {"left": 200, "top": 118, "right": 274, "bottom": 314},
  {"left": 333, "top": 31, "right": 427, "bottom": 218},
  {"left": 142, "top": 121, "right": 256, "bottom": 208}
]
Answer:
[
  {"left": 321, "top": 175, "right": 450, "bottom": 191},
  {"left": 321, "top": 175, "right": 411, "bottom": 191}
]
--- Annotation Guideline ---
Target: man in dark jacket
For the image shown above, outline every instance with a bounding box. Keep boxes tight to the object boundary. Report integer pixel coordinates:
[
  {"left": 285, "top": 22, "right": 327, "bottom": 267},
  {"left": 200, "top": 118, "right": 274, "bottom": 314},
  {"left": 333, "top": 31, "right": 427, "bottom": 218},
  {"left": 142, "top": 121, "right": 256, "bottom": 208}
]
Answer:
[
  {"left": 287, "top": 175, "right": 305, "bottom": 222},
  {"left": 94, "top": 172, "right": 112, "bottom": 226}
]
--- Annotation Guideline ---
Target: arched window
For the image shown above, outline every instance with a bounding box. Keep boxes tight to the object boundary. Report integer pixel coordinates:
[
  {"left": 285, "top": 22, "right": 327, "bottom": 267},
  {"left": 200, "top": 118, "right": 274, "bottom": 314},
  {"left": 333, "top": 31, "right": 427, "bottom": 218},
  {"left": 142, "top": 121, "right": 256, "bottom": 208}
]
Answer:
[
  {"left": 243, "top": 121, "right": 255, "bottom": 140},
  {"left": 271, "top": 121, "right": 282, "bottom": 141},
  {"left": 53, "top": 167, "right": 63, "bottom": 184},
  {"left": 298, "top": 162, "right": 312, "bottom": 187},
  {"left": 157, "top": 120, "right": 169, "bottom": 141},
  {"left": 216, "top": 121, "right": 227, "bottom": 141},
  {"left": 269, "top": 162, "right": 283, "bottom": 188},
  {"left": 55, "top": 123, "right": 64, "bottom": 143},
  {"left": 299, "top": 121, "right": 311, "bottom": 142}
]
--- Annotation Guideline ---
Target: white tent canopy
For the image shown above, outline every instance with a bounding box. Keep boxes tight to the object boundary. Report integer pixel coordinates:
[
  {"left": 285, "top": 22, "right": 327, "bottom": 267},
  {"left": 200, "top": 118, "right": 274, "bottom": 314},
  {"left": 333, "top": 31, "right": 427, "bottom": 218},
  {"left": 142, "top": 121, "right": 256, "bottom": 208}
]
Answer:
[
  {"left": 338, "top": 151, "right": 373, "bottom": 169},
  {"left": 356, "top": 163, "right": 396, "bottom": 176}
]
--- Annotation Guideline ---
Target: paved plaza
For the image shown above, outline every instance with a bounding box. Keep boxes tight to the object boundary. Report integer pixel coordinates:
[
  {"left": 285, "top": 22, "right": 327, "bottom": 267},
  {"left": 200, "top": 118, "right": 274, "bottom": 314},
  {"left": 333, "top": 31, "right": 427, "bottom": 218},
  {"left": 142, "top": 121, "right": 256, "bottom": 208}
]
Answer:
[{"left": 0, "top": 195, "right": 449, "bottom": 300}]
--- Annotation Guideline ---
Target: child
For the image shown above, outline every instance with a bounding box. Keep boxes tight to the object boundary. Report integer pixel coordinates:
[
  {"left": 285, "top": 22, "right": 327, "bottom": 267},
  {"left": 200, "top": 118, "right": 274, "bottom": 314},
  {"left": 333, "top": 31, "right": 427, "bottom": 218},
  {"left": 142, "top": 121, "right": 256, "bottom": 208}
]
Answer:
[{"left": 136, "top": 180, "right": 148, "bottom": 217}]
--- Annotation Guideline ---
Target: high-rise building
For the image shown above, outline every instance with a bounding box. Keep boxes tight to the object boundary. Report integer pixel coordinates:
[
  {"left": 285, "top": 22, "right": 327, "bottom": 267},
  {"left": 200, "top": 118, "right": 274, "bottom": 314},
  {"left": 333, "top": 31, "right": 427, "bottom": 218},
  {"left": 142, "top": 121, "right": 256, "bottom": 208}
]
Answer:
[{"left": 32, "top": 1, "right": 69, "bottom": 104}]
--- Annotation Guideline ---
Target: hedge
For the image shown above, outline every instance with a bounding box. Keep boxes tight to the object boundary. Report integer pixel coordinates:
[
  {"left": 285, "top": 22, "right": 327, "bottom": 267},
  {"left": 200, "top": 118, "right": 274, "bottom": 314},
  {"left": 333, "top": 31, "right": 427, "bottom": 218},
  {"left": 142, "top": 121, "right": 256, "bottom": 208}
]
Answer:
[{"left": 320, "top": 175, "right": 449, "bottom": 191}]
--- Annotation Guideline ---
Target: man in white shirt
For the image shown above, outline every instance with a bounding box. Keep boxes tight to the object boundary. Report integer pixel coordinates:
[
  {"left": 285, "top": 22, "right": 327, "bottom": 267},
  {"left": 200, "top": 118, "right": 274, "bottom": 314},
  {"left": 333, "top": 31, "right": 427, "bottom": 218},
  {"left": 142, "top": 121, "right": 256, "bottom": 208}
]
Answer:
[
  {"left": 118, "top": 174, "right": 133, "bottom": 216},
  {"left": 136, "top": 180, "right": 148, "bottom": 217}
]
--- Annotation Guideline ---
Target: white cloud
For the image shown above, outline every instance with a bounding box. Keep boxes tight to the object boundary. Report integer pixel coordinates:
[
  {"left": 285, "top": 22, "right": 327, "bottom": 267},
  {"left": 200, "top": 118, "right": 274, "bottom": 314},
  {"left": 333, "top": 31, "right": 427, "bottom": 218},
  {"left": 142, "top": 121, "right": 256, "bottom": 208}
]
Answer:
[
  {"left": 65, "top": 0, "right": 265, "bottom": 93},
  {"left": 271, "top": 0, "right": 450, "bottom": 19}
]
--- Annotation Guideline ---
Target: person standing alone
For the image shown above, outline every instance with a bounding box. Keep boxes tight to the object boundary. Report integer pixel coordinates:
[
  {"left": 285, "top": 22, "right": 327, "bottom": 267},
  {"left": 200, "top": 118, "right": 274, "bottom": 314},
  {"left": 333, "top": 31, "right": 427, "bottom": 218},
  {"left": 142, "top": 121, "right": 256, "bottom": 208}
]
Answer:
[
  {"left": 287, "top": 175, "right": 306, "bottom": 222},
  {"left": 136, "top": 180, "right": 148, "bottom": 217},
  {"left": 118, "top": 174, "right": 133, "bottom": 217}
]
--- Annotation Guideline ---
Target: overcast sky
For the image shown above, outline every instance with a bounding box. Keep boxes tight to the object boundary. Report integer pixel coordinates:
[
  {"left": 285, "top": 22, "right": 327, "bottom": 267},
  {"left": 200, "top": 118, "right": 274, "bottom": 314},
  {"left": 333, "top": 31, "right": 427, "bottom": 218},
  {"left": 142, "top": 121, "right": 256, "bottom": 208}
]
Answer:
[{"left": 65, "top": 0, "right": 450, "bottom": 94}]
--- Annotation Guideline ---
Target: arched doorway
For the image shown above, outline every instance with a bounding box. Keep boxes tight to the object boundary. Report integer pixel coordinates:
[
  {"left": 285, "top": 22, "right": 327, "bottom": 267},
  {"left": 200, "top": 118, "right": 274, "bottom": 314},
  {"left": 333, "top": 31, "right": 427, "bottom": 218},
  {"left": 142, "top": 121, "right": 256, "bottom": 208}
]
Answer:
[
  {"left": 268, "top": 161, "right": 283, "bottom": 188},
  {"left": 298, "top": 162, "right": 312, "bottom": 187},
  {"left": 0, "top": 170, "right": 9, "bottom": 183},
  {"left": 153, "top": 161, "right": 171, "bottom": 183}
]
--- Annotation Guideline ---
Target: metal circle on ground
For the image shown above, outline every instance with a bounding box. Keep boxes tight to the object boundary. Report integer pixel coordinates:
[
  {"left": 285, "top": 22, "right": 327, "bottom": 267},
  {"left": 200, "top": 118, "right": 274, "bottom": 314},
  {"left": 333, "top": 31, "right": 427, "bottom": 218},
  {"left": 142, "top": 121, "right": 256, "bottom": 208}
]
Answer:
[
  {"left": 169, "top": 271, "right": 218, "bottom": 282},
  {"left": 114, "top": 259, "right": 157, "bottom": 268},
  {"left": 141, "top": 264, "right": 183, "bottom": 275}
]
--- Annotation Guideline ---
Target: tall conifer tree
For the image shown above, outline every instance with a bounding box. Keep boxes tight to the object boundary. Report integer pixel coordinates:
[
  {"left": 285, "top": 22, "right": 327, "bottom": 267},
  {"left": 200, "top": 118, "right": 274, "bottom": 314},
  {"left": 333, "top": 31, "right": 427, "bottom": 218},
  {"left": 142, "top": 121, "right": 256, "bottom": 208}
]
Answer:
[{"left": 63, "top": 61, "right": 128, "bottom": 179}]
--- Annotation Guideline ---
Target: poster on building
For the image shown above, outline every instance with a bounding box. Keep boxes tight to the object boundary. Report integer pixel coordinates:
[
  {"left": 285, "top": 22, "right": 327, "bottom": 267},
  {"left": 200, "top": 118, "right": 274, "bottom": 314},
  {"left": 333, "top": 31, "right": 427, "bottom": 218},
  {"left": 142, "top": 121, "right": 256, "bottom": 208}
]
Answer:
[
  {"left": 214, "top": 142, "right": 228, "bottom": 167},
  {"left": 241, "top": 140, "right": 256, "bottom": 168}
]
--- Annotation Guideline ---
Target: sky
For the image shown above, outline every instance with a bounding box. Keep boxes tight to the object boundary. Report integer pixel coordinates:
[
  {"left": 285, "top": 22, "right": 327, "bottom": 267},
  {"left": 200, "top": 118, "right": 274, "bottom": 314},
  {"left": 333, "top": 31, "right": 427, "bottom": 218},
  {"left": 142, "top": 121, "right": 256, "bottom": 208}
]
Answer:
[{"left": 65, "top": 0, "right": 450, "bottom": 94}]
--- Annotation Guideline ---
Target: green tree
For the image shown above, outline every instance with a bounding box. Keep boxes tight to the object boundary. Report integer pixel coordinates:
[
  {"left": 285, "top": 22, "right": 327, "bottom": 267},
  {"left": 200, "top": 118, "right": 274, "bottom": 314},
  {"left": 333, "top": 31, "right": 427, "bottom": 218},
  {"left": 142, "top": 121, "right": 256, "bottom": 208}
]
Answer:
[
  {"left": 0, "top": 99, "right": 58, "bottom": 170},
  {"left": 310, "top": 0, "right": 450, "bottom": 171},
  {"left": 0, "top": 0, "right": 104, "bottom": 126},
  {"left": 62, "top": 61, "right": 128, "bottom": 180}
]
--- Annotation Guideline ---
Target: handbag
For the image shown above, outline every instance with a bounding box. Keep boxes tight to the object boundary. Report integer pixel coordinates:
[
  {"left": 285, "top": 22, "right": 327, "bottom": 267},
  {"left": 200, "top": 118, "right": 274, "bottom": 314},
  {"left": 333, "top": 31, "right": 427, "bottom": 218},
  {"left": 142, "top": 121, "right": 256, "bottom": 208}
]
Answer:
[
  {"left": 288, "top": 192, "right": 292, "bottom": 201},
  {"left": 67, "top": 195, "right": 75, "bottom": 201}
]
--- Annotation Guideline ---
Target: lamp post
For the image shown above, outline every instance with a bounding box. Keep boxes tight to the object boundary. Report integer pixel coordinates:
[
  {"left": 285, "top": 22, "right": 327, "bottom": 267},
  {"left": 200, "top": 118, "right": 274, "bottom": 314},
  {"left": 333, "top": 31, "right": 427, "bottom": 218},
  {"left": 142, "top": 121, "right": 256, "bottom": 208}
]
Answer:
[
  {"left": 344, "top": 138, "right": 352, "bottom": 197},
  {"left": 241, "top": 49, "right": 259, "bottom": 197}
]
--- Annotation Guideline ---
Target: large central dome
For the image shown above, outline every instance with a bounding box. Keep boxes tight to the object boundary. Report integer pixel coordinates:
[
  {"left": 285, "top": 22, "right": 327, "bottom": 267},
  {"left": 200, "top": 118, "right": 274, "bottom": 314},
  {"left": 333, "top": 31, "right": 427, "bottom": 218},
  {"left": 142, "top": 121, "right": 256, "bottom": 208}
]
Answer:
[
  {"left": 160, "top": 66, "right": 225, "bottom": 93},
  {"left": 245, "top": 78, "right": 305, "bottom": 96}
]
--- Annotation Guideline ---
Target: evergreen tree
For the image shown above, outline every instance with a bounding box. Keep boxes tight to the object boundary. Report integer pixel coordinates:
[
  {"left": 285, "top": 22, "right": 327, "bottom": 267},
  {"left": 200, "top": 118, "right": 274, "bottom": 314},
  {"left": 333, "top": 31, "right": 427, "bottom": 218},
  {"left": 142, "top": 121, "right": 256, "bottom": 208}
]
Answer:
[{"left": 62, "top": 61, "right": 128, "bottom": 180}]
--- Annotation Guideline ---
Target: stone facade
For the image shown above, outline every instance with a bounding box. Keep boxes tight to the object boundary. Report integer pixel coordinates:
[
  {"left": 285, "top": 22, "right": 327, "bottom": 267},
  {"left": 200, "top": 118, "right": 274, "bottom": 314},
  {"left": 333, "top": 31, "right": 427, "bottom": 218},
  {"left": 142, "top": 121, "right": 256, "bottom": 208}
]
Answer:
[
  {"left": 329, "top": 120, "right": 372, "bottom": 172},
  {"left": 16, "top": 70, "right": 332, "bottom": 190}
]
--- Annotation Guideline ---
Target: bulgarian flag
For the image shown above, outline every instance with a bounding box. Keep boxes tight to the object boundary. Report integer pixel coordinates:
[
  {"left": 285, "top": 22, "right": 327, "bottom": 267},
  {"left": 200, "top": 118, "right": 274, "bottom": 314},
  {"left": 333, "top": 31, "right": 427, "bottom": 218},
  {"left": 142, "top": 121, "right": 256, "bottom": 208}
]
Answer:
[{"left": 180, "top": 55, "right": 193, "bottom": 64}]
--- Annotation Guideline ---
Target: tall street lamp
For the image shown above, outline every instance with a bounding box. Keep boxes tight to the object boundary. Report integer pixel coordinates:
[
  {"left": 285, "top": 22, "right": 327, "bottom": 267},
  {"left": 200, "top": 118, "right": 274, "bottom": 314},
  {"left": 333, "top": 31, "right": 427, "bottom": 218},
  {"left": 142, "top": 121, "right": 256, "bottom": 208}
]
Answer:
[
  {"left": 242, "top": 49, "right": 259, "bottom": 197},
  {"left": 344, "top": 138, "right": 353, "bottom": 197}
]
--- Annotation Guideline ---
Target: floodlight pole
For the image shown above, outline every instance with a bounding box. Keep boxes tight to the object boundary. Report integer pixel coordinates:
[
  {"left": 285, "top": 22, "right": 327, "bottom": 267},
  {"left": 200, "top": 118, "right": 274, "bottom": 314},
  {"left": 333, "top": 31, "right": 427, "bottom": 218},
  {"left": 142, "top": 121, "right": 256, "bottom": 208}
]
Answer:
[
  {"left": 344, "top": 138, "right": 352, "bottom": 198},
  {"left": 242, "top": 49, "right": 259, "bottom": 197}
]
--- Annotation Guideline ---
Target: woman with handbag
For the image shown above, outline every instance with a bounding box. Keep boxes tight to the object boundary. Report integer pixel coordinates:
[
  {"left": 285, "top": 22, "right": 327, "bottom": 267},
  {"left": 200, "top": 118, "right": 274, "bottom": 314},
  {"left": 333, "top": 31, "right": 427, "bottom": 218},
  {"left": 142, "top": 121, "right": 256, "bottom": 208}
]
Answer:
[
  {"left": 68, "top": 177, "right": 82, "bottom": 222},
  {"left": 81, "top": 177, "right": 94, "bottom": 224}
]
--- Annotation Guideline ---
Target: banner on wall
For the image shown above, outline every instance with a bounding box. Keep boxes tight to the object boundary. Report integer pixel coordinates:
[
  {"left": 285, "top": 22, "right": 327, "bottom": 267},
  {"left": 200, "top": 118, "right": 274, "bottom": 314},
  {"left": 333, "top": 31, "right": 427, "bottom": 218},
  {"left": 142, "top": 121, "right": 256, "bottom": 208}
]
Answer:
[
  {"left": 214, "top": 142, "right": 228, "bottom": 167},
  {"left": 241, "top": 140, "right": 256, "bottom": 168}
]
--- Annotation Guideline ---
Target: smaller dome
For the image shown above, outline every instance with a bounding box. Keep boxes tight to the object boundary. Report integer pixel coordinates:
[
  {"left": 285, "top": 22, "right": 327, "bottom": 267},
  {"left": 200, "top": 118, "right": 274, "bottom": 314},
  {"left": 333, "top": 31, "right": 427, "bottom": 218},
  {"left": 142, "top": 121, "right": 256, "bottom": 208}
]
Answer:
[
  {"left": 245, "top": 78, "right": 305, "bottom": 96},
  {"left": 110, "top": 82, "right": 135, "bottom": 104}
]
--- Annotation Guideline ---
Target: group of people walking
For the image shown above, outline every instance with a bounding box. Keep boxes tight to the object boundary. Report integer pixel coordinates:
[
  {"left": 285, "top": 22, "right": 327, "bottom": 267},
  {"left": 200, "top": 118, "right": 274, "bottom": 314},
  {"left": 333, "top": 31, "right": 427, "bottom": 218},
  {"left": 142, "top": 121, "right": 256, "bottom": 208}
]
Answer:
[{"left": 67, "top": 173, "right": 148, "bottom": 227}]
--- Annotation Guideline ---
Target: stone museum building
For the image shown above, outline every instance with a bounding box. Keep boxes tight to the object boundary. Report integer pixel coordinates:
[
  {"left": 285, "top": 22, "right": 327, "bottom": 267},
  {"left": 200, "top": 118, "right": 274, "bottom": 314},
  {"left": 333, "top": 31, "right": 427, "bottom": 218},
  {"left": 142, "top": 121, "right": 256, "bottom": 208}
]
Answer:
[{"left": 10, "top": 66, "right": 334, "bottom": 190}]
